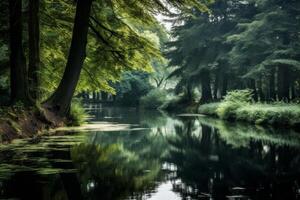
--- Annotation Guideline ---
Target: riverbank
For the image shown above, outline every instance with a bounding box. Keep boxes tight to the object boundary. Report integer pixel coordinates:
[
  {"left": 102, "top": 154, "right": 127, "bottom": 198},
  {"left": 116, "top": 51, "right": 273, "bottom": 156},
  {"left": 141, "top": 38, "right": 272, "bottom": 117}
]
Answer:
[
  {"left": 0, "top": 105, "right": 66, "bottom": 143},
  {"left": 0, "top": 99, "right": 90, "bottom": 143},
  {"left": 198, "top": 102, "right": 300, "bottom": 128}
]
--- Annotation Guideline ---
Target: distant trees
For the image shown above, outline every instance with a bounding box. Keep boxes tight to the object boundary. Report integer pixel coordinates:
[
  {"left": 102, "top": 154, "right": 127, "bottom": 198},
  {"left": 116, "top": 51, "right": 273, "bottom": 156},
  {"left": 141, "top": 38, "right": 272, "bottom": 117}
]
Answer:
[
  {"left": 228, "top": 0, "right": 300, "bottom": 102},
  {"left": 167, "top": 0, "right": 300, "bottom": 103},
  {"left": 113, "top": 72, "right": 152, "bottom": 106}
]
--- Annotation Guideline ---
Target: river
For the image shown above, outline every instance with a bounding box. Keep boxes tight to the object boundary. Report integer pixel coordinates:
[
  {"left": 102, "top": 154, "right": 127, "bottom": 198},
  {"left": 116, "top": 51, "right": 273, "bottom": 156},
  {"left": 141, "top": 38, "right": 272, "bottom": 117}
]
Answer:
[{"left": 0, "top": 104, "right": 300, "bottom": 200}]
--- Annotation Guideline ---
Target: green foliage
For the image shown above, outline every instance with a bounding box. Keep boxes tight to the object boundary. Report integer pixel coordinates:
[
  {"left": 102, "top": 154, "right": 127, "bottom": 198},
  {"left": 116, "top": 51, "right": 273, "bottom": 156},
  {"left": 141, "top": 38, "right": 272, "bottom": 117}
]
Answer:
[
  {"left": 0, "top": 75, "right": 8, "bottom": 90},
  {"left": 0, "top": 44, "right": 8, "bottom": 62},
  {"left": 235, "top": 103, "right": 300, "bottom": 126},
  {"left": 216, "top": 101, "right": 242, "bottom": 120},
  {"left": 114, "top": 72, "right": 152, "bottom": 106},
  {"left": 199, "top": 90, "right": 300, "bottom": 127},
  {"left": 200, "top": 117, "right": 300, "bottom": 148},
  {"left": 198, "top": 102, "right": 220, "bottom": 116},
  {"left": 140, "top": 89, "right": 168, "bottom": 109},
  {"left": 37, "top": 0, "right": 209, "bottom": 100},
  {"left": 217, "top": 90, "right": 253, "bottom": 120},
  {"left": 68, "top": 99, "right": 88, "bottom": 126},
  {"left": 223, "top": 90, "right": 253, "bottom": 103},
  {"left": 227, "top": 0, "right": 300, "bottom": 81},
  {"left": 161, "top": 94, "right": 196, "bottom": 112},
  {"left": 166, "top": 0, "right": 300, "bottom": 103}
]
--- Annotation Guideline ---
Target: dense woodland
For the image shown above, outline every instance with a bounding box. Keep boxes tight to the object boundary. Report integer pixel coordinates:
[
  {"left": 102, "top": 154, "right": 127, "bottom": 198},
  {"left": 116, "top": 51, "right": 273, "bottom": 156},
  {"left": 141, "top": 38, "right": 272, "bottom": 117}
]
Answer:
[
  {"left": 0, "top": 1, "right": 300, "bottom": 199},
  {"left": 0, "top": 0, "right": 208, "bottom": 114},
  {"left": 167, "top": 0, "right": 300, "bottom": 104},
  {"left": 0, "top": 0, "right": 299, "bottom": 128}
]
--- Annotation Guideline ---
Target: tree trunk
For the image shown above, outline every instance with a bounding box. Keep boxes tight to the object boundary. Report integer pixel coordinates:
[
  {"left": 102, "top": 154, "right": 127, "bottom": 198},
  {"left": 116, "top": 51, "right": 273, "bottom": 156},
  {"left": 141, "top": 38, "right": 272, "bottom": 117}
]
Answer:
[
  {"left": 277, "top": 65, "right": 290, "bottom": 102},
  {"left": 268, "top": 68, "right": 276, "bottom": 101},
  {"left": 291, "top": 83, "right": 296, "bottom": 100},
  {"left": 213, "top": 71, "right": 220, "bottom": 100},
  {"left": 200, "top": 70, "right": 212, "bottom": 104},
  {"left": 257, "top": 78, "right": 265, "bottom": 102},
  {"left": 101, "top": 92, "right": 108, "bottom": 101},
  {"left": 44, "top": 0, "right": 93, "bottom": 115},
  {"left": 92, "top": 91, "right": 97, "bottom": 102},
  {"left": 221, "top": 74, "right": 228, "bottom": 98},
  {"left": 290, "top": 74, "right": 297, "bottom": 100},
  {"left": 28, "top": 0, "right": 40, "bottom": 100},
  {"left": 249, "top": 79, "right": 258, "bottom": 102},
  {"left": 9, "top": 0, "right": 31, "bottom": 104},
  {"left": 96, "top": 92, "right": 100, "bottom": 101},
  {"left": 296, "top": 80, "right": 300, "bottom": 99}
]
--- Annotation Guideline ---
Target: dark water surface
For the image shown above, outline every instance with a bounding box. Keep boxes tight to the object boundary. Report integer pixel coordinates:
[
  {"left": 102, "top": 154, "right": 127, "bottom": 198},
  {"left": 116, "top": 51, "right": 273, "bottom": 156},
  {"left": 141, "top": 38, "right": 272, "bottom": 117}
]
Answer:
[{"left": 1, "top": 104, "right": 300, "bottom": 200}]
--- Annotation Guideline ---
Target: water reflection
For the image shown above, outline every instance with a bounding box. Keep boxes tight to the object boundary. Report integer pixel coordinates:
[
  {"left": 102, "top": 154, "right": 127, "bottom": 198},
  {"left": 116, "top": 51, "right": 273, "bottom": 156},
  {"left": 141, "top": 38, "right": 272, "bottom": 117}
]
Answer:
[{"left": 0, "top": 105, "right": 300, "bottom": 200}]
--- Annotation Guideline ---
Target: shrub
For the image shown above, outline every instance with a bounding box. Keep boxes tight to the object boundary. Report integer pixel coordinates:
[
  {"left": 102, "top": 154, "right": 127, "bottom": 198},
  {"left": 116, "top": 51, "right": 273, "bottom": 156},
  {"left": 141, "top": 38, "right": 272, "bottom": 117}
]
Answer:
[
  {"left": 140, "top": 89, "right": 168, "bottom": 109},
  {"left": 223, "top": 89, "right": 253, "bottom": 103},
  {"left": 69, "top": 98, "right": 88, "bottom": 126},
  {"left": 198, "top": 103, "right": 220, "bottom": 116},
  {"left": 235, "top": 103, "right": 300, "bottom": 126},
  {"left": 217, "top": 90, "right": 253, "bottom": 120}
]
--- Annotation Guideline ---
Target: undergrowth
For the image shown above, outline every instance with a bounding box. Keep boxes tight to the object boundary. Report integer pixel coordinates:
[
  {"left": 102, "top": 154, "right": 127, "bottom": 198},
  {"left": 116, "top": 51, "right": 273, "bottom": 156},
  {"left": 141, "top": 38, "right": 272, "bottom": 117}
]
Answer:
[
  {"left": 140, "top": 89, "right": 168, "bottom": 109},
  {"left": 68, "top": 98, "right": 89, "bottom": 126}
]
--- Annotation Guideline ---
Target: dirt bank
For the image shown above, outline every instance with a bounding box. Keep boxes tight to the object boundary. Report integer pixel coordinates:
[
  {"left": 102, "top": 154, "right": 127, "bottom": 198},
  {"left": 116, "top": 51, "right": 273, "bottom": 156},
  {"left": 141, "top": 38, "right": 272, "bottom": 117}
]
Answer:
[{"left": 0, "top": 106, "right": 65, "bottom": 143}]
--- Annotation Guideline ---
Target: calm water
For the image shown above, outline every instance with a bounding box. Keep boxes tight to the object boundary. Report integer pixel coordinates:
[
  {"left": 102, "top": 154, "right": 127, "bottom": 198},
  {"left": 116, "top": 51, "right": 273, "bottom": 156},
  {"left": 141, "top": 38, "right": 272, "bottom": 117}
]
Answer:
[{"left": 1, "top": 104, "right": 300, "bottom": 200}]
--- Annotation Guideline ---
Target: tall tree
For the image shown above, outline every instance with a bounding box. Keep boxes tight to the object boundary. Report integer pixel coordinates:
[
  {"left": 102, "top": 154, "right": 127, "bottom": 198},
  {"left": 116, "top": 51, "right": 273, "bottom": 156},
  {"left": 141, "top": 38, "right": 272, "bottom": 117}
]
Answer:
[
  {"left": 43, "top": 0, "right": 209, "bottom": 116},
  {"left": 44, "top": 0, "right": 93, "bottom": 115},
  {"left": 167, "top": 0, "right": 250, "bottom": 103},
  {"left": 228, "top": 0, "right": 300, "bottom": 101},
  {"left": 9, "top": 0, "right": 31, "bottom": 104}
]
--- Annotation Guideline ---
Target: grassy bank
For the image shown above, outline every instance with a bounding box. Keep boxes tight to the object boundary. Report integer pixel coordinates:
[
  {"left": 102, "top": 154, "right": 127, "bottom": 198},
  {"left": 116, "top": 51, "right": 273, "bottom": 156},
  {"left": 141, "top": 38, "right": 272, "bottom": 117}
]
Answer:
[{"left": 198, "top": 90, "right": 300, "bottom": 127}]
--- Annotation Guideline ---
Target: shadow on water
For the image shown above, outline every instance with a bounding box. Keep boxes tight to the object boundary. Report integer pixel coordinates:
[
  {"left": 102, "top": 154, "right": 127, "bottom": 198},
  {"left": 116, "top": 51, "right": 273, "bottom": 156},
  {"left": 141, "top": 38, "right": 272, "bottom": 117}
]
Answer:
[{"left": 0, "top": 104, "right": 300, "bottom": 200}]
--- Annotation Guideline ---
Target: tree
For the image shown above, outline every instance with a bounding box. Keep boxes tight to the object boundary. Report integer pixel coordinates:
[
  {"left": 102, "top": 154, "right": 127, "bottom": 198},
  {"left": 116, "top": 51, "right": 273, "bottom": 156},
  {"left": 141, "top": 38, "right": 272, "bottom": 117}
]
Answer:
[
  {"left": 167, "top": 0, "right": 252, "bottom": 103},
  {"left": 9, "top": 0, "right": 31, "bottom": 104},
  {"left": 227, "top": 0, "right": 300, "bottom": 101},
  {"left": 44, "top": 0, "right": 93, "bottom": 115},
  {"left": 43, "top": 0, "right": 209, "bottom": 116},
  {"left": 167, "top": 0, "right": 300, "bottom": 103}
]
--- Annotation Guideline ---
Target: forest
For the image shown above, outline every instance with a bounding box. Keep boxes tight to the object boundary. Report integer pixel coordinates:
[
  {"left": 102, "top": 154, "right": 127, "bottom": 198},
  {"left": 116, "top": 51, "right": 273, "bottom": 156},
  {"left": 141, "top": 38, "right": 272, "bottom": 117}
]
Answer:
[
  {"left": 0, "top": 0, "right": 299, "bottom": 136},
  {"left": 0, "top": 0, "right": 207, "bottom": 137},
  {"left": 0, "top": 0, "right": 300, "bottom": 199},
  {"left": 0, "top": 0, "right": 299, "bottom": 138}
]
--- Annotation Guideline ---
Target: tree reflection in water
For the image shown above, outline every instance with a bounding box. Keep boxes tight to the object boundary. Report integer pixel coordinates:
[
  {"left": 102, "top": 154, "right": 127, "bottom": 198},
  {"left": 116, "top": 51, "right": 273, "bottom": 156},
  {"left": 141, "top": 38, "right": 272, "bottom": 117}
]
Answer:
[
  {"left": 167, "top": 116, "right": 300, "bottom": 200},
  {"left": 0, "top": 107, "right": 300, "bottom": 200}
]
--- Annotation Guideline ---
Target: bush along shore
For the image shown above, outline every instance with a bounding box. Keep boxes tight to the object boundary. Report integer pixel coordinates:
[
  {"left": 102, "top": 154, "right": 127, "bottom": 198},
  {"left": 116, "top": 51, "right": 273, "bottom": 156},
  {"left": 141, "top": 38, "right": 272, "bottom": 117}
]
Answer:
[{"left": 198, "top": 90, "right": 300, "bottom": 128}]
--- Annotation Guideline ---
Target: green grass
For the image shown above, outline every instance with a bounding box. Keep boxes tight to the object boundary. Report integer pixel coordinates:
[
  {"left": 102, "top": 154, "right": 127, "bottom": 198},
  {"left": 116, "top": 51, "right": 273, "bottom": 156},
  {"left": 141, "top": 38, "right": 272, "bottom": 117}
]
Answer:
[
  {"left": 198, "top": 90, "right": 300, "bottom": 127},
  {"left": 198, "top": 102, "right": 220, "bottom": 116},
  {"left": 68, "top": 99, "right": 89, "bottom": 126},
  {"left": 236, "top": 103, "right": 300, "bottom": 126},
  {"left": 199, "top": 102, "right": 300, "bottom": 127}
]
